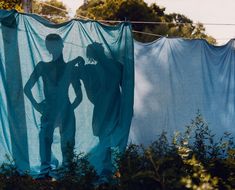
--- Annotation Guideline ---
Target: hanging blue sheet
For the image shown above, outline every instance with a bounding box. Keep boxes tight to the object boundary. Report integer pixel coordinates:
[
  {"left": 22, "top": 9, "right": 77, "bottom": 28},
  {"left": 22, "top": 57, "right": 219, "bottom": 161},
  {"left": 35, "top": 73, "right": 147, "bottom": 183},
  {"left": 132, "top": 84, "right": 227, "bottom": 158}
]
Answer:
[
  {"left": 129, "top": 38, "right": 235, "bottom": 145},
  {"left": 0, "top": 10, "right": 134, "bottom": 177}
]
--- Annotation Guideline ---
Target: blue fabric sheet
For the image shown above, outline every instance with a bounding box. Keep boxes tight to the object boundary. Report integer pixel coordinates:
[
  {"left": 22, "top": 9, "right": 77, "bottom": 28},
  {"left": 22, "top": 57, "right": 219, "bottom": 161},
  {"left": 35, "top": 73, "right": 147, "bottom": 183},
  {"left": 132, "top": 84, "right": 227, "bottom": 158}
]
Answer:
[
  {"left": 129, "top": 38, "right": 235, "bottom": 145},
  {"left": 0, "top": 10, "right": 134, "bottom": 177}
]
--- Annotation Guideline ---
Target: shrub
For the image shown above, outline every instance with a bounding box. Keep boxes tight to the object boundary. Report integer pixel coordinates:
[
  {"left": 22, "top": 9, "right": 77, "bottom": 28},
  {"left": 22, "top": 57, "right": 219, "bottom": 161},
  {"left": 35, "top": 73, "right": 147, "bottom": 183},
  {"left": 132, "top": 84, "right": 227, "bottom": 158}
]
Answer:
[{"left": 0, "top": 112, "right": 234, "bottom": 190}]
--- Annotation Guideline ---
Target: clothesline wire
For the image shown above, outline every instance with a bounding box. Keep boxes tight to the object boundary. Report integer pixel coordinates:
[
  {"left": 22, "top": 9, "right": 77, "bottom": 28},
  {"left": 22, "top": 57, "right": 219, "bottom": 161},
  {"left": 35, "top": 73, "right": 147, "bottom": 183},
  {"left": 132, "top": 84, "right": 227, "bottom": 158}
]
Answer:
[
  {"left": 36, "top": 1, "right": 235, "bottom": 26},
  {"left": 75, "top": 14, "right": 235, "bottom": 26},
  {"left": 33, "top": 1, "right": 234, "bottom": 42},
  {"left": 132, "top": 30, "right": 163, "bottom": 37},
  {"left": 37, "top": 0, "right": 69, "bottom": 14},
  {"left": 132, "top": 30, "right": 234, "bottom": 41},
  {"left": 132, "top": 29, "right": 233, "bottom": 40},
  {"left": 35, "top": 1, "right": 91, "bottom": 20},
  {"left": 95, "top": 20, "right": 235, "bottom": 26},
  {"left": 36, "top": 13, "right": 235, "bottom": 41}
]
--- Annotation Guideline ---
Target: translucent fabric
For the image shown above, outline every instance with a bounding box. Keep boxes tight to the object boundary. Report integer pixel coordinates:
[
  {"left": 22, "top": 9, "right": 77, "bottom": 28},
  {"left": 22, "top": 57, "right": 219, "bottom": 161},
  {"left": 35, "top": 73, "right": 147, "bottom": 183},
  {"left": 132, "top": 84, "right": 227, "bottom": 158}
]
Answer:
[
  {"left": 0, "top": 10, "right": 134, "bottom": 177},
  {"left": 129, "top": 38, "right": 235, "bottom": 145}
]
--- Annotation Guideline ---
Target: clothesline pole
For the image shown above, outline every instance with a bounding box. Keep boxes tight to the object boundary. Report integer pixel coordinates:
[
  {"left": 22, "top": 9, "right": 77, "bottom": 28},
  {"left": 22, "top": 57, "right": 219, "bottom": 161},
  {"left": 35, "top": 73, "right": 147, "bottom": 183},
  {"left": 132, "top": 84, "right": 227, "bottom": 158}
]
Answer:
[{"left": 22, "top": 0, "right": 32, "bottom": 13}]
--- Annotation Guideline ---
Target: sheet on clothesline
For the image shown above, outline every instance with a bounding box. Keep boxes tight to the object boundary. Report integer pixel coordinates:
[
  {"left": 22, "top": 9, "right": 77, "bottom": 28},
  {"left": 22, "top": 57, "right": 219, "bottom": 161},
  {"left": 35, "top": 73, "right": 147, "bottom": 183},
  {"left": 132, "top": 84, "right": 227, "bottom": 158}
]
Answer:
[
  {"left": 129, "top": 38, "right": 235, "bottom": 145},
  {"left": 0, "top": 10, "right": 134, "bottom": 176}
]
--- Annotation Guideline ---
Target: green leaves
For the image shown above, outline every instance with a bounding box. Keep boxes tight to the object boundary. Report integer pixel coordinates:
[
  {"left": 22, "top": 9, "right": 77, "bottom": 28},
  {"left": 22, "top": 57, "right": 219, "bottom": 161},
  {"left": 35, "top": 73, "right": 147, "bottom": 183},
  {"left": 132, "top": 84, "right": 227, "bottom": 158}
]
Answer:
[
  {"left": 0, "top": 112, "right": 234, "bottom": 189},
  {"left": 32, "top": 0, "right": 69, "bottom": 23},
  {"left": 76, "top": 0, "right": 216, "bottom": 44},
  {"left": 0, "top": 0, "right": 22, "bottom": 11},
  {"left": 115, "top": 112, "right": 235, "bottom": 190}
]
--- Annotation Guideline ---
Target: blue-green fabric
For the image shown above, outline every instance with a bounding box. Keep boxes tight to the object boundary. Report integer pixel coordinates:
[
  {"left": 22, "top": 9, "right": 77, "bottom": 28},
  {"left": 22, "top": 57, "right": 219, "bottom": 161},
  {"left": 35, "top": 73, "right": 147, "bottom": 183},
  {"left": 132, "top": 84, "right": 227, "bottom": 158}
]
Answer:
[
  {"left": 129, "top": 38, "right": 235, "bottom": 145},
  {"left": 0, "top": 10, "right": 134, "bottom": 176}
]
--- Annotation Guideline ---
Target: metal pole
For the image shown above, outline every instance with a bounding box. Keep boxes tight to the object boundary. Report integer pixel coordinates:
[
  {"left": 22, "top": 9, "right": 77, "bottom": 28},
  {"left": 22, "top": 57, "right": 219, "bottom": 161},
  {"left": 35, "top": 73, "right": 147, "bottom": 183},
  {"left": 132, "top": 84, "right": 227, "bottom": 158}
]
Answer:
[{"left": 22, "top": 0, "right": 32, "bottom": 13}]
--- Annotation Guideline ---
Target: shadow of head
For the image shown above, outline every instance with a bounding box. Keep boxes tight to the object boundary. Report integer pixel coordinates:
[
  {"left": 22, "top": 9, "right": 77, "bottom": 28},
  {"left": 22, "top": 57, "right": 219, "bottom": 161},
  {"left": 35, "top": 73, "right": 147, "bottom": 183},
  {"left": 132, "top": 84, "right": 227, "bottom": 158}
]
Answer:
[
  {"left": 86, "top": 42, "right": 105, "bottom": 63},
  {"left": 45, "top": 34, "right": 64, "bottom": 60},
  {"left": 1, "top": 12, "right": 17, "bottom": 43},
  {"left": 0, "top": 11, "right": 17, "bottom": 28}
]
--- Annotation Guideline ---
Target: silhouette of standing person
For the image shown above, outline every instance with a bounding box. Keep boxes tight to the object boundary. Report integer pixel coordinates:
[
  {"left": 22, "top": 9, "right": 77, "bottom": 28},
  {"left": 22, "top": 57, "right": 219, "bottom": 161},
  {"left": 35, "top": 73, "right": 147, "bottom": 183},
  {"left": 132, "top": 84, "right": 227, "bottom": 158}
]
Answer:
[
  {"left": 24, "top": 34, "right": 83, "bottom": 177},
  {"left": 79, "top": 42, "right": 123, "bottom": 179}
]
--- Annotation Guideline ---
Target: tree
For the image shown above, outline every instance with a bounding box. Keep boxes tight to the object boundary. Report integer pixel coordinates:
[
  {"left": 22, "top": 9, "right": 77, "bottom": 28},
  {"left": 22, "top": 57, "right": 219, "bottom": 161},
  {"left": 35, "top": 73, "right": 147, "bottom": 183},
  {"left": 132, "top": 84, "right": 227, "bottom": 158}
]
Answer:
[
  {"left": 0, "top": 0, "right": 69, "bottom": 23},
  {"left": 0, "top": 0, "right": 23, "bottom": 11},
  {"left": 76, "top": 0, "right": 216, "bottom": 44},
  {"left": 32, "top": 0, "right": 69, "bottom": 23}
]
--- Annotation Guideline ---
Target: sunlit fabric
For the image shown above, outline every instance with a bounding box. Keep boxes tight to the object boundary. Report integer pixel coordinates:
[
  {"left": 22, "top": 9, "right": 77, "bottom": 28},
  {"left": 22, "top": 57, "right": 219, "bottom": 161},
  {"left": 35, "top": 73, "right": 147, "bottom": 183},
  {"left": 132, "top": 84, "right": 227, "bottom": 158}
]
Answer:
[
  {"left": 129, "top": 38, "right": 235, "bottom": 145},
  {"left": 0, "top": 10, "right": 134, "bottom": 177}
]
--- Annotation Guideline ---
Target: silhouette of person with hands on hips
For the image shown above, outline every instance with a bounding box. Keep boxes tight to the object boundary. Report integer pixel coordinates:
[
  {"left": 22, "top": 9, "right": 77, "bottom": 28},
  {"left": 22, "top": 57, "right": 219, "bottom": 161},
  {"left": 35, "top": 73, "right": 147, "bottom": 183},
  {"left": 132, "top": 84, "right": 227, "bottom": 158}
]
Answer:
[{"left": 24, "top": 34, "right": 84, "bottom": 177}]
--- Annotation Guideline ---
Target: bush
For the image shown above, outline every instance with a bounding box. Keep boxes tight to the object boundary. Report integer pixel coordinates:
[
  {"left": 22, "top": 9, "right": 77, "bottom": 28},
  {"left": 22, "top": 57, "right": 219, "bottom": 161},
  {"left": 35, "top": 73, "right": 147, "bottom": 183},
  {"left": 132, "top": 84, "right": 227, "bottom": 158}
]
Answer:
[
  {"left": 56, "top": 147, "right": 99, "bottom": 190},
  {"left": 0, "top": 112, "right": 234, "bottom": 190},
  {"left": 115, "top": 111, "right": 235, "bottom": 190}
]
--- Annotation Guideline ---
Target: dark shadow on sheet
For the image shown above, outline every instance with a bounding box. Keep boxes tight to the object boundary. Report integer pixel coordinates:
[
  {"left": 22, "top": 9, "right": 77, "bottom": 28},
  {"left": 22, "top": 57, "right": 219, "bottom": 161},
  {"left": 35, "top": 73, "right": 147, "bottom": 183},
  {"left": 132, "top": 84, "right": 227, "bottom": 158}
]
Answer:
[
  {"left": 24, "top": 33, "right": 83, "bottom": 176},
  {"left": 1, "top": 13, "right": 29, "bottom": 171},
  {"left": 79, "top": 42, "right": 123, "bottom": 176}
]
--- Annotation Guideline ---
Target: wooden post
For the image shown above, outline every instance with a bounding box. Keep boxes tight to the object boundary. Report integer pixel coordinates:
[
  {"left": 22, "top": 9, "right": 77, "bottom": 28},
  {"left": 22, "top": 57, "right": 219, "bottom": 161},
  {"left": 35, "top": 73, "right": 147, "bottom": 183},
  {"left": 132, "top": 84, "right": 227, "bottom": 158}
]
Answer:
[{"left": 22, "top": 0, "right": 32, "bottom": 13}]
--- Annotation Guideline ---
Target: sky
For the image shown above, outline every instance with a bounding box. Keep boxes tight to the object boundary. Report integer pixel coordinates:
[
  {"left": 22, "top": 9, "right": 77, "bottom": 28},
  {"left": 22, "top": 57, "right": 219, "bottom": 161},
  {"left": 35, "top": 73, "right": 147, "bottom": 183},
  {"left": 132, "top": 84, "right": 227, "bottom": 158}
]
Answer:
[{"left": 59, "top": 0, "right": 235, "bottom": 45}]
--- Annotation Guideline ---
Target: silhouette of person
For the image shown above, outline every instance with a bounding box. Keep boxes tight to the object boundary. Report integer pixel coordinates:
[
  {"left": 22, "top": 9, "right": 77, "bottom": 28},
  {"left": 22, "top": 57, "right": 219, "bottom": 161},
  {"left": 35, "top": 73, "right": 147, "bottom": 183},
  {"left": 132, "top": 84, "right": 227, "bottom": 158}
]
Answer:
[
  {"left": 24, "top": 34, "right": 83, "bottom": 176},
  {"left": 78, "top": 42, "right": 123, "bottom": 179}
]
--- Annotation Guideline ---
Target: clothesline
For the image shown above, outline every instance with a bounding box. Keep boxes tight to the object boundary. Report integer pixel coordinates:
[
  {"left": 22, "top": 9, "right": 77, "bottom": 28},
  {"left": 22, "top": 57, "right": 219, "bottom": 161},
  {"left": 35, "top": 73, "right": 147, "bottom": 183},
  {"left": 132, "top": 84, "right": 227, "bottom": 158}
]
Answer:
[
  {"left": 38, "top": 1, "right": 69, "bottom": 14},
  {"left": 34, "top": 1, "right": 235, "bottom": 42},
  {"left": 132, "top": 30, "right": 163, "bottom": 37},
  {"left": 37, "top": 13, "right": 235, "bottom": 42},
  {"left": 132, "top": 30, "right": 233, "bottom": 41},
  {"left": 37, "top": 1, "right": 235, "bottom": 26},
  {"left": 95, "top": 20, "right": 235, "bottom": 26}
]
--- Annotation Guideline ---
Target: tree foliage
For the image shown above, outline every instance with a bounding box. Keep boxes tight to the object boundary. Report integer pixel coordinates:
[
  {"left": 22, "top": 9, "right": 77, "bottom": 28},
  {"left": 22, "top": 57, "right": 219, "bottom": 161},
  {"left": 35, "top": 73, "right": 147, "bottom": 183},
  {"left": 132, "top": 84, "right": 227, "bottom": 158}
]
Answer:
[
  {"left": 0, "top": 0, "right": 22, "bottom": 11},
  {"left": 32, "top": 0, "right": 69, "bottom": 23},
  {"left": 76, "top": 0, "right": 216, "bottom": 44},
  {"left": 0, "top": 0, "right": 69, "bottom": 23}
]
